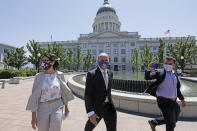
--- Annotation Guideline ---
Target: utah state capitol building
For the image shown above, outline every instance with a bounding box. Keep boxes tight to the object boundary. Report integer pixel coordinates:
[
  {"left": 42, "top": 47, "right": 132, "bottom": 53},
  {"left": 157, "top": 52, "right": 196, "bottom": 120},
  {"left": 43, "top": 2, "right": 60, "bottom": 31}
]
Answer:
[{"left": 39, "top": 0, "right": 196, "bottom": 71}]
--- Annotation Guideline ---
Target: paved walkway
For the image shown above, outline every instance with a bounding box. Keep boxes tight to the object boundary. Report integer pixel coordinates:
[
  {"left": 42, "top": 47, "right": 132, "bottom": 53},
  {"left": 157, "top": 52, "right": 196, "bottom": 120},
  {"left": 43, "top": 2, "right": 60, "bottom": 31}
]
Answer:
[{"left": 0, "top": 75, "right": 197, "bottom": 131}]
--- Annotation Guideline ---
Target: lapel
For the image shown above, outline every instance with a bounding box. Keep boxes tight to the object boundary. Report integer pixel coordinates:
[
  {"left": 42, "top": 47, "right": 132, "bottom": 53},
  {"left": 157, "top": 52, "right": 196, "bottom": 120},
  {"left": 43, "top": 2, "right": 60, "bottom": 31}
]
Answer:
[
  {"left": 96, "top": 67, "right": 110, "bottom": 91},
  {"left": 159, "top": 68, "right": 166, "bottom": 83},
  {"left": 107, "top": 70, "right": 111, "bottom": 88}
]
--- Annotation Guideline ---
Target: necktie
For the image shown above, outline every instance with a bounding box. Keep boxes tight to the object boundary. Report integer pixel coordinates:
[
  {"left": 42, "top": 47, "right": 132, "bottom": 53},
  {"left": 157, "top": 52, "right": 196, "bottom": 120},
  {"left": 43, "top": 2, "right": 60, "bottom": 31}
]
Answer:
[
  {"left": 104, "top": 70, "right": 109, "bottom": 102},
  {"left": 104, "top": 70, "right": 108, "bottom": 89}
]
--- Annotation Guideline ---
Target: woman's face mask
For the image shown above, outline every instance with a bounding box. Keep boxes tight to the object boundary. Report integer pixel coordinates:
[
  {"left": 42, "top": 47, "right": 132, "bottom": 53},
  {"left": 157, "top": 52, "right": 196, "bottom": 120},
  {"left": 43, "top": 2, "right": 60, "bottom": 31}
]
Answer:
[
  {"left": 98, "top": 60, "right": 109, "bottom": 69},
  {"left": 41, "top": 60, "right": 52, "bottom": 70},
  {"left": 164, "top": 64, "right": 173, "bottom": 71}
]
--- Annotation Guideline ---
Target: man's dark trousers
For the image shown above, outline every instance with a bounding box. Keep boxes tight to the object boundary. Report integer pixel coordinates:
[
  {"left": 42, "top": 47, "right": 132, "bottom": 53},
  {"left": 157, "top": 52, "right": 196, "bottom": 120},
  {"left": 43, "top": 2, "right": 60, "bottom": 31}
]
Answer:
[
  {"left": 152, "top": 97, "right": 180, "bottom": 131},
  {"left": 84, "top": 102, "right": 117, "bottom": 131}
]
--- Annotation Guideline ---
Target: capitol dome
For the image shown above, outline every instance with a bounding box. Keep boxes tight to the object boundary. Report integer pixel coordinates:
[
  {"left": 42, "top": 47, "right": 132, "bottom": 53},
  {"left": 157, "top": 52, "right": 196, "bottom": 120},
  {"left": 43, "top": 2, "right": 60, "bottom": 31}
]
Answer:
[
  {"left": 96, "top": 0, "right": 116, "bottom": 15},
  {"left": 93, "top": 0, "right": 121, "bottom": 33}
]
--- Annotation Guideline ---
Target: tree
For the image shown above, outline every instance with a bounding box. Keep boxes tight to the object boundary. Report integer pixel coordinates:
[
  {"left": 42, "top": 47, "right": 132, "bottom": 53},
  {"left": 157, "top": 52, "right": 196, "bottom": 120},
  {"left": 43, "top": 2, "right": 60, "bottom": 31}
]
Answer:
[
  {"left": 47, "top": 42, "right": 66, "bottom": 69},
  {"left": 64, "top": 49, "right": 73, "bottom": 70},
  {"left": 130, "top": 48, "right": 139, "bottom": 72},
  {"left": 73, "top": 46, "right": 83, "bottom": 70},
  {"left": 167, "top": 37, "right": 197, "bottom": 71},
  {"left": 3, "top": 49, "right": 15, "bottom": 68},
  {"left": 83, "top": 50, "right": 95, "bottom": 71},
  {"left": 156, "top": 39, "right": 166, "bottom": 68},
  {"left": 26, "top": 40, "right": 46, "bottom": 70},
  {"left": 4, "top": 47, "right": 27, "bottom": 70},
  {"left": 140, "top": 43, "right": 153, "bottom": 70},
  {"left": 15, "top": 47, "right": 28, "bottom": 69}
]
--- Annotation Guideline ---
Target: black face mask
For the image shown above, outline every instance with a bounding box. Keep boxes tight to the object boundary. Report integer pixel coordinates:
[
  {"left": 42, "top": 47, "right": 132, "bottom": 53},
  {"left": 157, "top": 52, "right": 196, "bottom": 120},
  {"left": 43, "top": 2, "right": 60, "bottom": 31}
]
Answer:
[{"left": 41, "top": 61, "right": 52, "bottom": 70}]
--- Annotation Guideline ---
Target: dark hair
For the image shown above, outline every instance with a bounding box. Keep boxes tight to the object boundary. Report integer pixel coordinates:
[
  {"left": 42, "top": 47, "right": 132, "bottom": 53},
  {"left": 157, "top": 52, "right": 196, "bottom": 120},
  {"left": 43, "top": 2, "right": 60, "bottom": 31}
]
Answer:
[
  {"left": 165, "top": 56, "right": 176, "bottom": 64},
  {"left": 43, "top": 53, "right": 60, "bottom": 70}
]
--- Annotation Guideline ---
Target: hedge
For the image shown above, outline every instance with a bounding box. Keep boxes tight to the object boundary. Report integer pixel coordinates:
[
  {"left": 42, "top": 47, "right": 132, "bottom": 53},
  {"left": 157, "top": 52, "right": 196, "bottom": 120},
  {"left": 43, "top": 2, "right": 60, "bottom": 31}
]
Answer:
[
  {"left": 183, "top": 70, "right": 197, "bottom": 73},
  {"left": 0, "top": 69, "right": 85, "bottom": 79},
  {"left": 0, "top": 69, "right": 38, "bottom": 79}
]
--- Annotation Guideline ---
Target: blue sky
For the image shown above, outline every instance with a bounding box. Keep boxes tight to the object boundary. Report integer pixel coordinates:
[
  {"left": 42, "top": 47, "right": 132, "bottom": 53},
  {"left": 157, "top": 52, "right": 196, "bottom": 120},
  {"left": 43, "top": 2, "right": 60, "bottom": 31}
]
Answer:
[{"left": 0, "top": 0, "right": 197, "bottom": 48}]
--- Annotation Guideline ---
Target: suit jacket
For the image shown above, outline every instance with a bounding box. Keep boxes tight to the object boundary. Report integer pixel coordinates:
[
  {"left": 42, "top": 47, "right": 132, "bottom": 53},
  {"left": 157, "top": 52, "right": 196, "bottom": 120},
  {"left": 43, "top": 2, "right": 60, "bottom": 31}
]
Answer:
[
  {"left": 84, "top": 67, "right": 115, "bottom": 115},
  {"left": 144, "top": 68, "right": 184, "bottom": 100},
  {"left": 26, "top": 71, "right": 74, "bottom": 112}
]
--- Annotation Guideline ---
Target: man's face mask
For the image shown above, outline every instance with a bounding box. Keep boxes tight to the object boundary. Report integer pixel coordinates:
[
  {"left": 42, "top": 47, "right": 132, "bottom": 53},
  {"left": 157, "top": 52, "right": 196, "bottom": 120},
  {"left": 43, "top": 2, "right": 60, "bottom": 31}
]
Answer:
[
  {"left": 164, "top": 64, "right": 173, "bottom": 71},
  {"left": 98, "top": 60, "right": 109, "bottom": 69}
]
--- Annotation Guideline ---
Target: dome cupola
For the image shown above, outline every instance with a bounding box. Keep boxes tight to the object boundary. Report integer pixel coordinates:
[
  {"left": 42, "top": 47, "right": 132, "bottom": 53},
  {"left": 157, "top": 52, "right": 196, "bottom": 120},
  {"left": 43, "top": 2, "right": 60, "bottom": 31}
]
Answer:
[
  {"left": 96, "top": 0, "right": 116, "bottom": 15},
  {"left": 93, "top": 0, "right": 121, "bottom": 33}
]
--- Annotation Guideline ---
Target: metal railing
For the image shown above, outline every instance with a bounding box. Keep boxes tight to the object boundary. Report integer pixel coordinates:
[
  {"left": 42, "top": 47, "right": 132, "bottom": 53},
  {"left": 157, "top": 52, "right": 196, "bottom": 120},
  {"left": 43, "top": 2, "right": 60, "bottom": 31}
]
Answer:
[{"left": 112, "top": 79, "right": 154, "bottom": 93}]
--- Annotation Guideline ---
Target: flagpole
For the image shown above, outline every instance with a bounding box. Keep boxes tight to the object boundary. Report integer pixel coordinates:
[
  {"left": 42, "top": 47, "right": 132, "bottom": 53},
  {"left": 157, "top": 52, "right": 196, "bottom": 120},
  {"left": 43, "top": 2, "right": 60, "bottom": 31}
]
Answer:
[
  {"left": 164, "top": 30, "right": 171, "bottom": 37},
  {"left": 169, "top": 31, "right": 171, "bottom": 37},
  {"left": 51, "top": 34, "right": 53, "bottom": 42}
]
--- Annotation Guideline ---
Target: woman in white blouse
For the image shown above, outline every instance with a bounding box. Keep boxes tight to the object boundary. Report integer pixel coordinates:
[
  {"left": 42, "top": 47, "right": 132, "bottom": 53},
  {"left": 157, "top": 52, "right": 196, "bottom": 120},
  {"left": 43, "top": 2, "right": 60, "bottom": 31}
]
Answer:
[{"left": 26, "top": 53, "right": 74, "bottom": 131}]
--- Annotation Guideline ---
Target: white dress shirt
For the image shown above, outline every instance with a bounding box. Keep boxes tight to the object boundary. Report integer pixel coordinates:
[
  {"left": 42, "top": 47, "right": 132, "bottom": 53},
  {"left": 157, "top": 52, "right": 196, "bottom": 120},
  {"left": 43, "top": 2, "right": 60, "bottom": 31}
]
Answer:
[
  {"left": 88, "top": 67, "right": 109, "bottom": 117},
  {"left": 40, "top": 72, "right": 62, "bottom": 102}
]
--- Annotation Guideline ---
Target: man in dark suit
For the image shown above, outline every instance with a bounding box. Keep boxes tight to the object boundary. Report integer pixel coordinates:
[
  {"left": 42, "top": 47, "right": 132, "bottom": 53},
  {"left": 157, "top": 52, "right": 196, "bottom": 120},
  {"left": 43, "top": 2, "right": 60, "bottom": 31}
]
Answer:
[
  {"left": 145, "top": 57, "right": 186, "bottom": 131},
  {"left": 84, "top": 53, "right": 117, "bottom": 131}
]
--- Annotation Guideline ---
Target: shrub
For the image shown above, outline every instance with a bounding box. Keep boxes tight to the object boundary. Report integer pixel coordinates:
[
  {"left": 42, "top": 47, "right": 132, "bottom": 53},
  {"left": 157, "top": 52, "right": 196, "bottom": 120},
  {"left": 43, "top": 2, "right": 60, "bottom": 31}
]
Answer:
[
  {"left": 26, "top": 70, "right": 38, "bottom": 76},
  {"left": 0, "top": 70, "right": 14, "bottom": 79},
  {"left": 78, "top": 70, "right": 85, "bottom": 72},
  {"left": 0, "top": 69, "right": 41, "bottom": 79},
  {"left": 12, "top": 70, "right": 27, "bottom": 77},
  {"left": 60, "top": 69, "right": 69, "bottom": 73},
  {"left": 0, "top": 69, "right": 86, "bottom": 79},
  {"left": 183, "top": 70, "right": 197, "bottom": 73}
]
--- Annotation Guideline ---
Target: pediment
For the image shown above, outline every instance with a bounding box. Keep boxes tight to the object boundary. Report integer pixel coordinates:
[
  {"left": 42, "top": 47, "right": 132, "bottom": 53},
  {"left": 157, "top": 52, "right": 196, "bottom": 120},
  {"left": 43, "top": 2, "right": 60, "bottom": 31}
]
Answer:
[{"left": 89, "top": 31, "right": 123, "bottom": 38}]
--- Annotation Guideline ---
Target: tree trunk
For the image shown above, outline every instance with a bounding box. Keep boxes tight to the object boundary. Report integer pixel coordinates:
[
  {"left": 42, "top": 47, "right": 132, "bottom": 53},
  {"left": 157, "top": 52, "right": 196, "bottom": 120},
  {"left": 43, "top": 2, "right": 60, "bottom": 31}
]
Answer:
[{"left": 181, "top": 66, "right": 184, "bottom": 72}]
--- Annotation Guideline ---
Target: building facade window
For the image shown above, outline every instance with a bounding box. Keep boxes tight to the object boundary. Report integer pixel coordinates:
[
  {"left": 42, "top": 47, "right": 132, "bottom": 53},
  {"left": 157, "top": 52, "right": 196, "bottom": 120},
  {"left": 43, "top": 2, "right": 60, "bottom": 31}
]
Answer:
[
  {"left": 130, "top": 42, "right": 135, "bottom": 46},
  {"left": 153, "top": 46, "right": 157, "bottom": 51},
  {"left": 82, "top": 50, "right": 87, "bottom": 55},
  {"left": 92, "top": 50, "right": 96, "bottom": 55},
  {"left": 114, "top": 49, "right": 118, "bottom": 54},
  {"left": 91, "top": 44, "right": 96, "bottom": 48},
  {"left": 153, "top": 52, "right": 157, "bottom": 57},
  {"left": 0, "top": 48, "right": 4, "bottom": 52},
  {"left": 113, "top": 43, "right": 118, "bottom": 47},
  {"left": 106, "top": 43, "right": 111, "bottom": 47},
  {"left": 99, "top": 49, "right": 104, "bottom": 53},
  {"left": 121, "top": 57, "right": 126, "bottom": 62},
  {"left": 131, "top": 49, "right": 134, "bottom": 54},
  {"left": 73, "top": 48, "right": 77, "bottom": 52},
  {"left": 121, "top": 49, "right": 126, "bottom": 54},
  {"left": 105, "top": 22, "right": 108, "bottom": 30},
  {"left": 83, "top": 43, "right": 87, "bottom": 48},
  {"left": 121, "top": 43, "right": 126, "bottom": 47},
  {"left": 140, "top": 47, "right": 144, "bottom": 50},
  {"left": 114, "top": 57, "right": 118, "bottom": 62},
  {"left": 122, "top": 65, "right": 126, "bottom": 70},
  {"left": 106, "top": 49, "right": 111, "bottom": 55}
]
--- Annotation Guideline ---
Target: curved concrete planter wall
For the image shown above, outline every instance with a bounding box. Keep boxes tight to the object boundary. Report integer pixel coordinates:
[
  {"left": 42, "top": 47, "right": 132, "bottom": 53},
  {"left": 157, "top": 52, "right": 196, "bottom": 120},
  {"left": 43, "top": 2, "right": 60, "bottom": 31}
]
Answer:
[{"left": 67, "top": 74, "right": 197, "bottom": 119}]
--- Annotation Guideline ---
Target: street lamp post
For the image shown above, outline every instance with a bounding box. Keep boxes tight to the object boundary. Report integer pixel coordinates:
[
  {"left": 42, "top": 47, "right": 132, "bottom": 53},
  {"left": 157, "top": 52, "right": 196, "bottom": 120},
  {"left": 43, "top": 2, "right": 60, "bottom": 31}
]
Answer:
[
  {"left": 181, "top": 56, "right": 184, "bottom": 71},
  {"left": 37, "top": 53, "right": 41, "bottom": 73}
]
